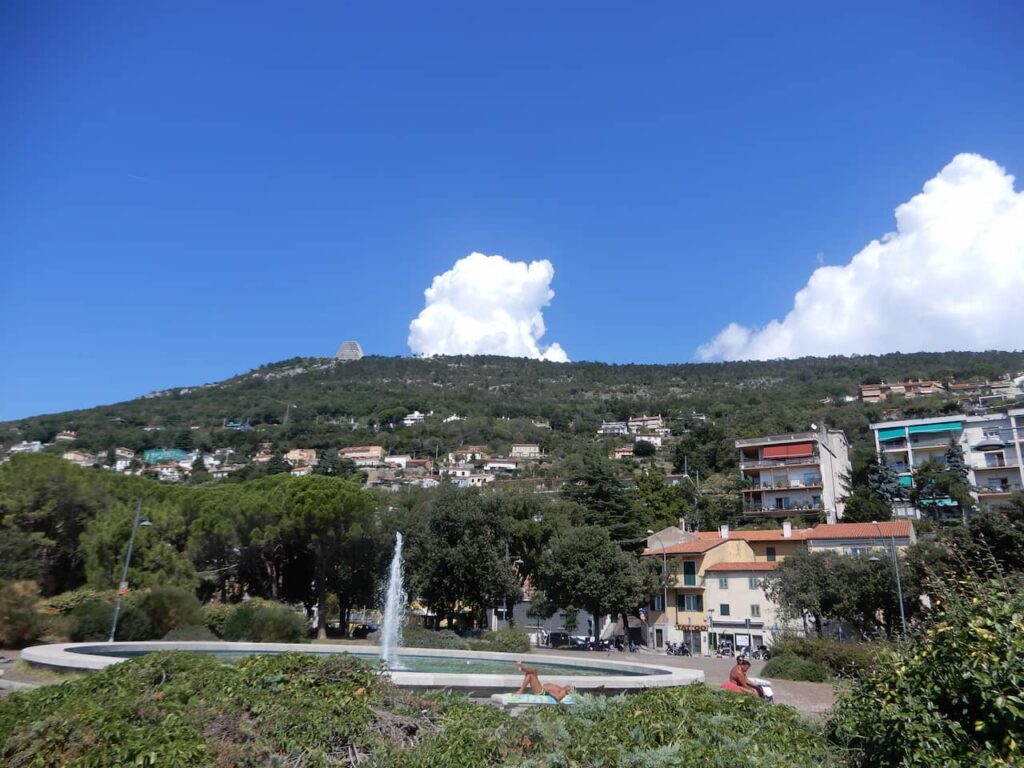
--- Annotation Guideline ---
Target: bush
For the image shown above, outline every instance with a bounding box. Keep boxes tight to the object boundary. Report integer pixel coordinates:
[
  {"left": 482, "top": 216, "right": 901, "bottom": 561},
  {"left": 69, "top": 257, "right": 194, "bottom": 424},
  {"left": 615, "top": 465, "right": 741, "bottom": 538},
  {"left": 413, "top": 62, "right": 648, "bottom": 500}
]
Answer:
[
  {"left": 0, "top": 651, "right": 839, "bottom": 767},
  {"left": 467, "top": 628, "right": 531, "bottom": 653},
  {"left": 201, "top": 602, "right": 234, "bottom": 638},
  {"left": 0, "top": 581, "right": 44, "bottom": 648},
  {"left": 761, "top": 653, "right": 829, "bottom": 682},
  {"left": 401, "top": 626, "right": 468, "bottom": 650},
  {"left": 771, "top": 635, "right": 884, "bottom": 678},
  {"left": 828, "top": 579, "right": 1024, "bottom": 767},
  {"left": 220, "top": 601, "right": 307, "bottom": 643},
  {"left": 68, "top": 588, "right": 202, "bottom": 642},
  {"left": 161, "top": 625, "right": 219, "bottom": 641},
  {"left": 134, "top": 587, "right": 203, "bottom": 638},
  {"left": 44, "top": 588, "right": 116, "bottom": 615}
]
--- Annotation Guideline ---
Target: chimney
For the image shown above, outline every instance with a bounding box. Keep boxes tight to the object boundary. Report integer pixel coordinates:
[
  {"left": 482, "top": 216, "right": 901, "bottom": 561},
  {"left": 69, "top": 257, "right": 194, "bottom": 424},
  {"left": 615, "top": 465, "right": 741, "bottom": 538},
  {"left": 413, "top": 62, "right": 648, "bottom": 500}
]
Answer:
[
  {"left": 783, "top": 522, "right": 792, "bottom": 538},
  {"left": 719, "top": 524, "right": 730, "bottom": 539}
]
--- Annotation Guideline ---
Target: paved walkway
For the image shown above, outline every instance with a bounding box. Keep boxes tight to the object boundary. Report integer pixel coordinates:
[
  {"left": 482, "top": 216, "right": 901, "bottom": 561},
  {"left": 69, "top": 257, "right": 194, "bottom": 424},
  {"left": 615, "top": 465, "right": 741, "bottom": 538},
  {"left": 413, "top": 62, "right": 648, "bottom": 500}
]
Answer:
[{"left": 536, "top": 647, "right": 838, "bottom": 719}]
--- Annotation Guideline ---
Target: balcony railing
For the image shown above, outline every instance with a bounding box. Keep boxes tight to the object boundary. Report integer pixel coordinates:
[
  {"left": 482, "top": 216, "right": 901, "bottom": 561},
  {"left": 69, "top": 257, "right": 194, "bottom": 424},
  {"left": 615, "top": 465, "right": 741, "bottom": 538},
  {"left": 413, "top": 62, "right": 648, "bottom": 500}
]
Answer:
[
  {"left": 739, "top": 456, "right": 820, "bottom": 470},
  {"left": 741, "top": 480, "right": 823, "bottom": 492},
  {"left": 744, "top": 503, "right": 823, "bottom": 515},
  {"left": 977, "top": 482, "right": 1023, "bottom": 496}
]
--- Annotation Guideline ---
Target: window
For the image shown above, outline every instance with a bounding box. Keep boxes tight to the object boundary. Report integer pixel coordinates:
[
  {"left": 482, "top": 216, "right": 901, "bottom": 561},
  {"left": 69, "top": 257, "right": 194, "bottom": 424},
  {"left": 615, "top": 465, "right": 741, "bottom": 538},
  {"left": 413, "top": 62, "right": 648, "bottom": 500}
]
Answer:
[
  {"left": 750, "top": 605, "right": 761, "bottom": 618},
  {"left": 677, "top": 594, "right": 703, "bottom": 612},
  {"left": 650, "top": 595, "right": 664, "bottom": 611},
  {"left": 748, "top": 577, "right": 761, "bottom": 590},
  {"left": 682, "top": 561, "right": 696, "bottom": 586},
  {"left": 766, "top": 547, "right": 777, "bottom": 562},
  {"left": 719, "top": 604, "right": 731, "bottom": 617},
  {"left": 718, "top": 577, "right": 729, "bottom": 589}
]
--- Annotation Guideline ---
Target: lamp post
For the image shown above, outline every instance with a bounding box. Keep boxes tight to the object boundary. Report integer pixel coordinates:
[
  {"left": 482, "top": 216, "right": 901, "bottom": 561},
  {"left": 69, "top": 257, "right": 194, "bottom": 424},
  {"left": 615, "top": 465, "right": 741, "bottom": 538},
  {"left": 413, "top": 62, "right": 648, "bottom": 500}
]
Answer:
[
  {"left": 870, "top": 523, "right": 907, "bottom": 640},
  {"left": 108, "top": 500, "right": 152, "bottom": 642},
  {"left": 707, "top": 609, "right": 715, "bottom": 656},
  {"left": 501, "top": 542, "right": 524, "bottom": 630}
]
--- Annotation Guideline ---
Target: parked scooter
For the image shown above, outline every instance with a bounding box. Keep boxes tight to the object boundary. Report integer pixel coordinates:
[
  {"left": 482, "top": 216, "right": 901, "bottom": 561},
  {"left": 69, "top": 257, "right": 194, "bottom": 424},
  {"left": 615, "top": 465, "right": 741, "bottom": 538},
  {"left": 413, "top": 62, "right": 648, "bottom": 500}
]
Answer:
[
  {"left": 750, "top": 644, "right": 771, "bottom": 661},
  {"left": 665, "top": 641, "right": 691, "bottom": 656}
]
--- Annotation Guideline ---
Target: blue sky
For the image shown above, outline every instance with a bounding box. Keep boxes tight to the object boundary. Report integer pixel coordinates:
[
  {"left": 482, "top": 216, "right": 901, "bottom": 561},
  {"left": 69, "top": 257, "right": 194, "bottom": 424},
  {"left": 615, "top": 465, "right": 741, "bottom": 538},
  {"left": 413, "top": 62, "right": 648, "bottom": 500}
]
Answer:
[{"left": 2, "top": 1, "right": 1023, "bottom": 420}]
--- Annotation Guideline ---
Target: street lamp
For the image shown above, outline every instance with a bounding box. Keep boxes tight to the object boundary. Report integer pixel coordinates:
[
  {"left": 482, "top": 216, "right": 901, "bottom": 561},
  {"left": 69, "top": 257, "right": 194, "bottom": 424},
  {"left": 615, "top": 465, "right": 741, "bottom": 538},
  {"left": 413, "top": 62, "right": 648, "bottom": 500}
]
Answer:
[
  {"left": 869, "top": 522, "right": 907, "bottom": 640},
  {"left": 501, "top": 542, "right": 524, "bottom": 629},
  {"left": 108, "top": 500, "right": 152, "bottom": 642},
  {"left": 707, "top": 608, "right": 715, "bottom": 656}
]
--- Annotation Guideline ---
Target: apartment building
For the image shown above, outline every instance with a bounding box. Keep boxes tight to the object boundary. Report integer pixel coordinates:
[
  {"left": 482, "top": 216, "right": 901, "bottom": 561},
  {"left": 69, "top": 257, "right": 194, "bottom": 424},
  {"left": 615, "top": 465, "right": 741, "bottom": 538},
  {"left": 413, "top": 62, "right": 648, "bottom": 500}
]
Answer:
[
  {"left": 643, "top": 520, "right": 914, "bottom": 653},
  {"left": 628, "top": 414, "right": 665, "bottom": 433},
  {"left": 735, "top": 428, "right": 851, "bottom": 523},
  {"left": 870, "top": 409, "right": 1024, "bottom": 513},
  {"left": 859, "top": 380, "right": 944, "bottom": 403},
  {"left": 340, "top": 445, "right": 387, "bottom": 467},
  {"left": 510, "top": 443, "right": 542, "bottom": 459}
]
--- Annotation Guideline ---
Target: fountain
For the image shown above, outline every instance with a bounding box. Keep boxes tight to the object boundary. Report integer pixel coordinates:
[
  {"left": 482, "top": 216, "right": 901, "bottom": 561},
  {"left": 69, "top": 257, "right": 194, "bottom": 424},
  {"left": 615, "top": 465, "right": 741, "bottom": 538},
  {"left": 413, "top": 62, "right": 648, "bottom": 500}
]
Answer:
[
  {"left": 22, "top": 532, "right": 704, "bottom": 692},
  {"left": 379, "top": 532, "right": 405, "bottom": 670}
]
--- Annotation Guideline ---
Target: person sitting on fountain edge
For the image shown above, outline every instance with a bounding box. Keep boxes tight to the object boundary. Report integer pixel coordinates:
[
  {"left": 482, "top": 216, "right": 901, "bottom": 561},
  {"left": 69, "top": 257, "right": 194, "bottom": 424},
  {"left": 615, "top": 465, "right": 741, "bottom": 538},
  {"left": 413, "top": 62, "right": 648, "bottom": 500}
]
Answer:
[{"left": 513, "top": 660, "right": 573, "bottom": 702}]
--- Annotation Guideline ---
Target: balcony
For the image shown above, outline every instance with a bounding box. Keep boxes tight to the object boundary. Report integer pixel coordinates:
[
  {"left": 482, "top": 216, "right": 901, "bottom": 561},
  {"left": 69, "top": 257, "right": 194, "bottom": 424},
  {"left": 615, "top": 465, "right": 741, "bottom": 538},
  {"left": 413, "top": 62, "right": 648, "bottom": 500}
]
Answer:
[
  {"left": 741, "top": 480, "right": 823, "bottom": 493},
  {"left": 744, "top": 503, "right": 823, "bottom": 516},
  {"left": 977, "top": 482, "right": 1023, "bottom": 496},
  {"left": 739, "top": 456, "right": 820, "bottom": 470}
]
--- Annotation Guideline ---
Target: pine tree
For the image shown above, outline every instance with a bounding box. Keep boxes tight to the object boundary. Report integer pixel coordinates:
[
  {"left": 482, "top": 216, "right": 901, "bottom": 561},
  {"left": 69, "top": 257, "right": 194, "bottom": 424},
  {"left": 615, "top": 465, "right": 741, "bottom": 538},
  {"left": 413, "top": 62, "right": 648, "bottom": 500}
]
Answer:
[
  {"left": 867, "top": 452, "right": 903, "bottom": 503},
  {"left": 944, "top": 439, "right": 970, "bottom": 486}
]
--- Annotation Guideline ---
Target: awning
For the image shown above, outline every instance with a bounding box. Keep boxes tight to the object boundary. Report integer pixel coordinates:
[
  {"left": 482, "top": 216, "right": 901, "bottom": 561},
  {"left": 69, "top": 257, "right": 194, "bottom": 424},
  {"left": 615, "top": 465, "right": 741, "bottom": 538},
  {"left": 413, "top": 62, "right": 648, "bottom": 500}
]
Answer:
[
  {"left": 762, "top": 442, "right": 814, "bottom": 459},
  {"left": 878, "top": 427, "right": 906, "bottom": 442},
  {"left": 899, "top": 475, "right": 914, "bottom": 487},
  {"left": 908, "top": 421, "right": 962, "bottom": 436}
]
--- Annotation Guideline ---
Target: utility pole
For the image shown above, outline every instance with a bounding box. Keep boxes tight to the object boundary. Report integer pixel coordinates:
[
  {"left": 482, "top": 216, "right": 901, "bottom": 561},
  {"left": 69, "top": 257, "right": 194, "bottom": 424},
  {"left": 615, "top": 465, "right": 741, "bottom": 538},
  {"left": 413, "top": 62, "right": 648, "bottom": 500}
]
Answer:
[{"left": 109, "top": 500, "right": 151, "bottom": 642}]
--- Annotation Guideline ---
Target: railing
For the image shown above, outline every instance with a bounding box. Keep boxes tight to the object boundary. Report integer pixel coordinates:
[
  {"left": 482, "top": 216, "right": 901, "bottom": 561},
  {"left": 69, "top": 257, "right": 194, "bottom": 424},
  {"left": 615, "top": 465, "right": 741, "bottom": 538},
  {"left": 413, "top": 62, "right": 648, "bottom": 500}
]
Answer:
[
  {"left": 742, "top": 480, "right": 823, "bottom": 492},
  {"left": 973, "top": 460, "right": 1019, "bottom": 470},
  {"left": 739, "top": 457, "right": 820, "bottom": 470},
  {"left": 977, "top": 482, "right": 1023, "bottom": 495},
  {"left": 744, "top": 503, "right": 823, "bottom": 514}
]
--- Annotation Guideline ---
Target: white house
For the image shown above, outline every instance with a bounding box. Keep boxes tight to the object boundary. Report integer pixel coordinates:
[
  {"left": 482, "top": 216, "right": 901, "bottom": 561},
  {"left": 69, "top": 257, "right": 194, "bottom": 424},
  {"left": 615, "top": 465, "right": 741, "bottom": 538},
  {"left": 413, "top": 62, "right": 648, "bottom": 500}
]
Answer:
[
  {"left": 634, "top": 433, "right": 663, "bottom": 448},
  {"left": 402, "top": 411, "right": 426, "bottom": 427},
  {"left": 8, "top": 441, "right": 44, "bottom": 454},
  {"left": 484, "top": 458, "right": 518, "bottom": 472},
  {"left": 510, "top": 444, "right": 542, "bottom": 459},
  {"left": 455, "top": 474, "right": 496, "bottom": 488}
]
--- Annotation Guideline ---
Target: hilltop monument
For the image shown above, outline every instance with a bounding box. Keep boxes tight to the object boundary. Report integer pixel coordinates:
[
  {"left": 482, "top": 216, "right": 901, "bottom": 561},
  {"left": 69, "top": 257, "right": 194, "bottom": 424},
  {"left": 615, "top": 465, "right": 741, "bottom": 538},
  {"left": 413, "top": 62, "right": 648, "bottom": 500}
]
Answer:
[{"left": 335, "top": 340, "right": 364, "bottom": 361}]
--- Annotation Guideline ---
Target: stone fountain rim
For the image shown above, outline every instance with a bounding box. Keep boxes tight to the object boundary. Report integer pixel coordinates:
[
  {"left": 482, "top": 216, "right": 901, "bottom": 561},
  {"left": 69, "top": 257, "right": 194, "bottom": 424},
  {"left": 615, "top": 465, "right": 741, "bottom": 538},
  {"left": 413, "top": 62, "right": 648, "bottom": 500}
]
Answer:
[{"left": 21, "top": 641, "right": 703, "bottom": 690}]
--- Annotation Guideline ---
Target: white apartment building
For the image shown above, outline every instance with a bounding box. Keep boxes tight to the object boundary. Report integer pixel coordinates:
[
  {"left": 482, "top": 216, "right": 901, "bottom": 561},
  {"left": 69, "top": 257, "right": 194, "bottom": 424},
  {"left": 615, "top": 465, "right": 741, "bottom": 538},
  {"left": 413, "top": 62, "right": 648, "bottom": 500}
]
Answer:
[
  {"left": 735, "top": 428, "right": 851, "bottom": 523},
  {"left": 598, "top": 421, "right": 629, "bottom": 436},
  {"left": 510, "top": 444, "right": 542, "bottom": 459},
  {"left": 870, "top": 409, "right": 1024, "bottom": 514}
]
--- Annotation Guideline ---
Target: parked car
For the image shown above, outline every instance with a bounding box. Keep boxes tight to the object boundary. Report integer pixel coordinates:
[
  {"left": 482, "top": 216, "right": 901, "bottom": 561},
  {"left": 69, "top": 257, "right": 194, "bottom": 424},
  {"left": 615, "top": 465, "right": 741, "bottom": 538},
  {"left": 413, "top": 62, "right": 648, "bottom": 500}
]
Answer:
[{"left": 546, "top": 631, "right": 571, "bottom": 648}]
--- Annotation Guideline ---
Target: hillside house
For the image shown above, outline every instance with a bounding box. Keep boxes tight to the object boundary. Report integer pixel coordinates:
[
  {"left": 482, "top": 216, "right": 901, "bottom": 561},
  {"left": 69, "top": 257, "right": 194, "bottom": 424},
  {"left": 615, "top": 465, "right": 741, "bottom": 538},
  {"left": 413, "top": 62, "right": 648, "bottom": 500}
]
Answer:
[
  {"left": 285, "top": 448, "right": 318, "bottom": 466},
  {"left": 510, "top": 443, "right": 542, "bottom": 459},
  {"left": 341, "top": 445, "right": 386, "bottom": 467}
]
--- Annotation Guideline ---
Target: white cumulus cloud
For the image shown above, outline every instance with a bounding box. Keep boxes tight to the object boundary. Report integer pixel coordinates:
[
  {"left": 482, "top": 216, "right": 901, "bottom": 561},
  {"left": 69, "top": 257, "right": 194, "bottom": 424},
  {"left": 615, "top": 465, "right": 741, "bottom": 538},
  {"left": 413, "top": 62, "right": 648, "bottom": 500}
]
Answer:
[
  {"left": 697, "top": 153, "right": 1024, "bottom": 360},
  {"left": 408, "top": 252, "right": 569, "bottom": 362}
]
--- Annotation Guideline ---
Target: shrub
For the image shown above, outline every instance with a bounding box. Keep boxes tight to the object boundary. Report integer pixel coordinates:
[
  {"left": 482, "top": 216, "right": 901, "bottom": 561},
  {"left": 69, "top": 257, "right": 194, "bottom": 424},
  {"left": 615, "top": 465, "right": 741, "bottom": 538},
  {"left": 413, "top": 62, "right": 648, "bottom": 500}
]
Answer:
[
  {"left": 201, "top": 602, "right": 234, "bottom": 638},
  {"left": 69, "top": 599, "right": 119, "bottom": 642},
  {"left": 133, "top": 586, "right": 203, "bottom": 638},
  {"left": 0, "top": 651, "right": 839, "bottom": 767},
  {"left": 0, "top": 581, "right": 44, "bottom": 648},
  {"left": 761, "top": 653, "right": 829, "bottom": 682},
  {"left": 467, "top": 628, "right": 531, "bottom": 653},
  {"left": 220, "top": 601, "right": 307, "bottom": 643},
  {"left": 828, "top": 579, "right": 1024, "bottom": 767},
  {"left": 401, "top": 626, "right": 468, "bottom": 650},
  {"left": 161, "top": 625, "right": 219, "bottom": 641},
  {"left": 771, "top": 635, "right": 884, "bottom": 678},
  {"left": 44, "top": 588, "right": 116, "bottom": 615}
]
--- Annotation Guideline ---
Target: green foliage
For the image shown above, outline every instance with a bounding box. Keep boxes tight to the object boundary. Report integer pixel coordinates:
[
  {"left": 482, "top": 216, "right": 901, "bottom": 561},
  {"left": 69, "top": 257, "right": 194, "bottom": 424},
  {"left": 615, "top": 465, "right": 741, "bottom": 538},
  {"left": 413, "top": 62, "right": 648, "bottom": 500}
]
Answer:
[
  {"left": 134, "top": 586, "right": 203, "bottom": 638},
  {"left": 0, "top": 652, "right": 838, "bottom": 767},
  {"left": 44, "top": 587, "right": 116, "bottom": 614},
  {"left": 401, "top": 626, "right": 469, "bottom": 650},
  {"left": 68, "top": 587, "right": 203, "bottom": 641},
  {"left": 0, "top": 580, "right": 45, "bottom": 648},
  {"left": 770, "top": 635, "right": 884, "bottom": 678},
  {"left": 466, "top": 628, "right": 531, "bottom": 653},
  {"left": 536, "top": 525, "right": 656, "bottom": 639},
  {"left": 69, "top": 599, "right": 120, "bottom": 641},
  {"left": 828, "top": 579, "right": 1024, "bottom": 767},
  {"left": 761, "top": 653, "right": 830, "bottom": 682},
  {"left": 220, "top": 600, "right": 308, "bottom": 643},
  {"left": 201, "top": 602, "right": 234, "bottom": 638}
]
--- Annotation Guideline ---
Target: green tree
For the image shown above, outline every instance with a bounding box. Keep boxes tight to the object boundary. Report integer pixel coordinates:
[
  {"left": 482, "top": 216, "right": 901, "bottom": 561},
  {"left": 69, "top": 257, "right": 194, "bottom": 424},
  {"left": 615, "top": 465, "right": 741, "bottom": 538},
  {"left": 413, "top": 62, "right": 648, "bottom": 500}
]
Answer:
[
  {"left": 80, "top": 498, "right": 198, "bottom": 590},
  {"left": 266, "top": 454, "right": 291, "bottom": 476},
  {"left": 405, "top": 487, "right": 520, "bottom": 628},
  {"left": 866, "top": 453, "right": 903, "bottom": 504},
  {"left": 560, "top": 453, "right": 636, "bottom": 540},
  {"left": 633, "top": 440, "right": 656, "bottom": 458},
  {"left": 631, "top": 468, "right": 689, "bottom": 532},
  {"left": 535, "top": 526, "right": 655, "bottom": 640},
  {"left": 0, "top": 453, "right": 111, "bottom": 594}
]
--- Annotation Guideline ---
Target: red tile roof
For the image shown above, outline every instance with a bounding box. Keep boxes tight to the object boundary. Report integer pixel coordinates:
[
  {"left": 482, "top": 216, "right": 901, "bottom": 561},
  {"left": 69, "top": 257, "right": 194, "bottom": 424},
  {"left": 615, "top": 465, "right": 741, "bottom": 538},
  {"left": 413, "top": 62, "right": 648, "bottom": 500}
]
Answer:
[
  {"left": 805, "top": 521, "right": 913, "bottom": 540},
  {"left": 643, "top": 540, "right": 726, "bottom": 556},
  {"left": 695, "top": 529, "right": 808, "bottom": 542},
  {"left": 704, "top": 562, "right": 779, "bottom": 572}
]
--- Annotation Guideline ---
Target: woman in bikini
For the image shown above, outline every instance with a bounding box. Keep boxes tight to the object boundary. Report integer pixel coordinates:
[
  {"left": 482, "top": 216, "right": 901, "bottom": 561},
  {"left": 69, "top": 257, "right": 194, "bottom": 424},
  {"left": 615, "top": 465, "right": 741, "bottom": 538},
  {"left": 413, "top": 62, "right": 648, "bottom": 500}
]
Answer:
[{"left": 513, "top": 660, "right": 573, "bottom": 702}]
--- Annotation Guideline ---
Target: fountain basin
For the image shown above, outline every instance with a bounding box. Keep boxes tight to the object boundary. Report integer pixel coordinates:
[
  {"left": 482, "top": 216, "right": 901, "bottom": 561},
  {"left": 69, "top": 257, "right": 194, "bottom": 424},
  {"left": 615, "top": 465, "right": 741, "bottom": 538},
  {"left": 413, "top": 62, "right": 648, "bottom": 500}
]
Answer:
[{"left": 21, "top": 642, "right": 703, "bottom": 694}]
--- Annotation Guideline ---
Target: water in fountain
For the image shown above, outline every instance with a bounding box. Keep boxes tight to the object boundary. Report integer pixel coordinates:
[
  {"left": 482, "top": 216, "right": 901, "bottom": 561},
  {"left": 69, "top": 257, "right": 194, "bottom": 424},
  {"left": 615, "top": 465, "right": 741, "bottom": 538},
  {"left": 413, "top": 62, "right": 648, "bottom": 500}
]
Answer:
[{"left": 379, "top": 532, "right": 406, "bottom": 669}]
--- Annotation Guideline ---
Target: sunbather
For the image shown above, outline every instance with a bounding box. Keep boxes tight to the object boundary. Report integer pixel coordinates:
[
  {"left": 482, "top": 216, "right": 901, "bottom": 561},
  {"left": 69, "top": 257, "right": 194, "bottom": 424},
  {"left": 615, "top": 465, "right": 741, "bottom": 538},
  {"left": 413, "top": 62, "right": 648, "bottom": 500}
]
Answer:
[{"left": 513, "top": 660, "right": 573, "bottom": 702}]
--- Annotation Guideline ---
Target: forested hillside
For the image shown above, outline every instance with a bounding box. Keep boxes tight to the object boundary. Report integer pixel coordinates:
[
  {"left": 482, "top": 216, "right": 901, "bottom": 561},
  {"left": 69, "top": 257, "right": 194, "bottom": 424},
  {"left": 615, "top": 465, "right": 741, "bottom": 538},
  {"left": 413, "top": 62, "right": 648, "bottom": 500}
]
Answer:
[{"left": 5, "top": 351, "right": 1023, "bottom": 471}]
